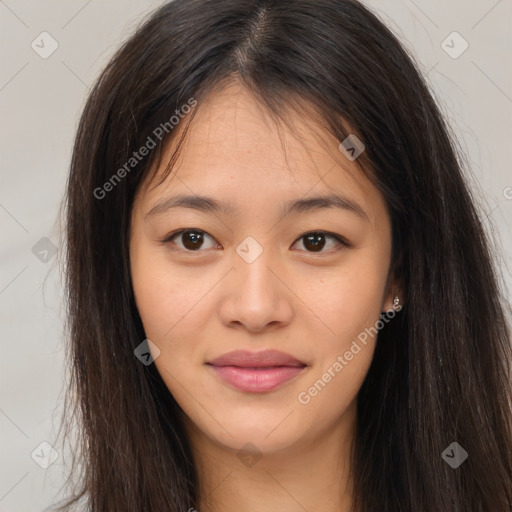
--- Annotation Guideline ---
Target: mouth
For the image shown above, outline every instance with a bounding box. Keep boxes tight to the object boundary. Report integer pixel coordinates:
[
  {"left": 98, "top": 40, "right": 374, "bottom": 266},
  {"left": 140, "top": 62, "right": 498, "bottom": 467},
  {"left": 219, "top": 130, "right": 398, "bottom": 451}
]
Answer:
[{"left": 205, "top": 349, "right": 308, "bottom": 393}]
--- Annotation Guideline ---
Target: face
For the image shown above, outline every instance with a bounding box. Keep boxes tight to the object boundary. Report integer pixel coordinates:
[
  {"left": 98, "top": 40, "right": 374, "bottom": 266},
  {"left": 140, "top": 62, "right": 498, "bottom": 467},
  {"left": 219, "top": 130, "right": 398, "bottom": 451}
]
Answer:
[{"left": 129, "top": 81, "right": 395, "bottom": 457}]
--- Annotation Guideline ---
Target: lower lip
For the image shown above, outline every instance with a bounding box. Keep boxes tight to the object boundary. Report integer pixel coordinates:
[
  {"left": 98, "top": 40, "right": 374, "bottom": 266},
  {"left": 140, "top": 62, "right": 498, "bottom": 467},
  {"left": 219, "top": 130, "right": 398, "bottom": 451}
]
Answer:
[{"left": 207, "top": 364, "right": 306, "bottom": 392}]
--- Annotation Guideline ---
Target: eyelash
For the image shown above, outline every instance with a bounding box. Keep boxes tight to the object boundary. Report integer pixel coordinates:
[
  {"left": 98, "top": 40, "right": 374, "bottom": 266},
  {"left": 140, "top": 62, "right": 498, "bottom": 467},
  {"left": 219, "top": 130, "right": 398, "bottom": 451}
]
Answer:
[{"left": 160, "top": 229, "right": 350, "bottom": 255}]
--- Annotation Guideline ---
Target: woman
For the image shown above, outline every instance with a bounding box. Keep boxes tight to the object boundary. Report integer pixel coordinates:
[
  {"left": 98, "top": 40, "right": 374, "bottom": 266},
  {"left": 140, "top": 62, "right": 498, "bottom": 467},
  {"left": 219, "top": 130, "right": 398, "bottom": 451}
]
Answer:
[{"left": 57, "top": 0, "right": 512, "bottom": 510}]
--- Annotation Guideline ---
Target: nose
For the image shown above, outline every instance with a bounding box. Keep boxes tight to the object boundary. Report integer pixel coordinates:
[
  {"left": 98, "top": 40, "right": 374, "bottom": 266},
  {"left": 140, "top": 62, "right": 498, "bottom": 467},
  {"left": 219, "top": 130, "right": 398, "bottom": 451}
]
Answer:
[{"left": 218, "top": 242, "right": 294, "bottom": 334}]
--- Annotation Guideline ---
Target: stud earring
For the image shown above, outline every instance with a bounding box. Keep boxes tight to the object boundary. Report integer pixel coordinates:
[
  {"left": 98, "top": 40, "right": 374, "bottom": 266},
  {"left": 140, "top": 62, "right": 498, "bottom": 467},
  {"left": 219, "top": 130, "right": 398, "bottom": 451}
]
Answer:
[{"left": 392, "top": 296, "right": 401, "bottom": 310}]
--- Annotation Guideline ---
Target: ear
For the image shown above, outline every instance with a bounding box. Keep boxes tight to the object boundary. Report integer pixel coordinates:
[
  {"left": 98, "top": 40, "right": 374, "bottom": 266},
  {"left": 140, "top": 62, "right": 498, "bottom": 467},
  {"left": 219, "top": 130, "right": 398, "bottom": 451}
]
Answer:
[{"left": 382, "top": 275, "right": 405, "bottom": 313}]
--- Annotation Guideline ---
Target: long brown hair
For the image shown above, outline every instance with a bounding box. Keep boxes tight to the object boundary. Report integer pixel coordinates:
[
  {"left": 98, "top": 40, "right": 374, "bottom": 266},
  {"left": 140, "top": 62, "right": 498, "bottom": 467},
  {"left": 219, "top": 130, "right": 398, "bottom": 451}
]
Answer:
[{"left": 56, "top": 0, "right": 512, "bottom": 510}]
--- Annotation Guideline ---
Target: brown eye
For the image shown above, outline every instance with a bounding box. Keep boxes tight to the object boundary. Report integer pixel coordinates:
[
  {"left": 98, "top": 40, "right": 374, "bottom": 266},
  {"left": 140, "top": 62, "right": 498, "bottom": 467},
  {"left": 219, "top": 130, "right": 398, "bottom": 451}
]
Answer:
[
  {"left": 303, "top": 233, "right": 327, "bottom": 252},
  {"left": 292, "top": 231, "right": 348, "bottom": 253},
  {"left": 164, "top": 229, "right": 218, "bottom": 251}
]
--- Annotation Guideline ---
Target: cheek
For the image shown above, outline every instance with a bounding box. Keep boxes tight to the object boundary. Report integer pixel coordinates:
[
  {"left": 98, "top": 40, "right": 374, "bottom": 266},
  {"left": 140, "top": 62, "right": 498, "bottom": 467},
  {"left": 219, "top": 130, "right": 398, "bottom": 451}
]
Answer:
[
  {"left": 130, "top": 243, "right": 224, "bottom": 397},
  {"left": 130, "top": 240, "right": 206, "bottom": 339},
  {"left": 293, "top": 252, "right": 389, "bottom": 405},
  {"left": 298, "top": 251, "right": 390, "bottom": 342},
  {"left": 130, "top": 250, "right": 211, "bottom": 399}
]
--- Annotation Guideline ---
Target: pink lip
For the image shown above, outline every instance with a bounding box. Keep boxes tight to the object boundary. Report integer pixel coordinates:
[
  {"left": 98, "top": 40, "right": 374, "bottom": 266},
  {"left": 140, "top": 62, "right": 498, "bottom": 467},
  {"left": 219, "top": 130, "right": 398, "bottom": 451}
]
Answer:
[{"left": 206, "top": 350, "right": 307, "bottom": 393}]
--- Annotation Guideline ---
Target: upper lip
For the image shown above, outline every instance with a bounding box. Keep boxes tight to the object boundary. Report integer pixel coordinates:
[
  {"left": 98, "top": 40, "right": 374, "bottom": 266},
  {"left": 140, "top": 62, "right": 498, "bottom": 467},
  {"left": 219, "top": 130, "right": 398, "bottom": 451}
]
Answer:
[{"left": 206, "top": 350, "right": 307, "bottom": 368}]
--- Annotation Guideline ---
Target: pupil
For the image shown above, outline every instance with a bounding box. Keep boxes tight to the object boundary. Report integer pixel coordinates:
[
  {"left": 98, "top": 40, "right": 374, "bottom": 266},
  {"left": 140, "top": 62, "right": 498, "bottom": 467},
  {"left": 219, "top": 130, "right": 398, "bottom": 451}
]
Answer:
[
  {"left": 305, "top": 233, "right": 325, "bottom": 252},
  {"left": 183, "top": 231, "right": 203, "bottom": 250}
]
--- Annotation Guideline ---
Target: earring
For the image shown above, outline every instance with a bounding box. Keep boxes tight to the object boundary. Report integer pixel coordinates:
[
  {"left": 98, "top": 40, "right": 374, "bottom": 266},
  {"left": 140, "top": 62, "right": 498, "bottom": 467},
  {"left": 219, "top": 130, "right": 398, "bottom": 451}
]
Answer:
[{"left": 392, "top": 296, "right": 401, "bottom": 310}]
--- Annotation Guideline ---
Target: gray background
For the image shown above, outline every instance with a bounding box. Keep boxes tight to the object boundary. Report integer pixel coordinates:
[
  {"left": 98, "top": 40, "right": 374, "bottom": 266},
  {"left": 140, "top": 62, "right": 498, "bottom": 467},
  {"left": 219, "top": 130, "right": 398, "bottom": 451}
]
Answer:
[{"left": 1, "top": 1, "right": 511, "bottom": 510}]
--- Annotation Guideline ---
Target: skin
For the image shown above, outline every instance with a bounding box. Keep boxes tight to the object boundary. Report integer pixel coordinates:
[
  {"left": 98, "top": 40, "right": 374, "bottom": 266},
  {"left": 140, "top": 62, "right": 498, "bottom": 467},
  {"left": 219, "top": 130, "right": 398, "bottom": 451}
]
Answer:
[{"left": 129, "top": 80, "right": 400, "bottom": 512}]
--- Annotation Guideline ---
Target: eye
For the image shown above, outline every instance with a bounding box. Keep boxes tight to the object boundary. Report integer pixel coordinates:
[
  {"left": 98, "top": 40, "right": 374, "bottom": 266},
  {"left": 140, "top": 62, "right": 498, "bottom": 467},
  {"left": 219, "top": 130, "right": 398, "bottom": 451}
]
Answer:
[
  {"left": 291, "top": 231, "right": 349, "bottom": 253},
  {"left": 161, "top": 229, "right": 349, "bottom": 254},
  {"left": 161, "top": 229, "right": 219, "bottom": 252}
]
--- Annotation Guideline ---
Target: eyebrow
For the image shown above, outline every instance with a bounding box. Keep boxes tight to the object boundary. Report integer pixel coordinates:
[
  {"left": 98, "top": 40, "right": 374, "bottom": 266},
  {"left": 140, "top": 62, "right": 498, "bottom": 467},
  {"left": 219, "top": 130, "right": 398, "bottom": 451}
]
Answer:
[{"left": 145, "top": 192, "right": 369, "bottom": 222}]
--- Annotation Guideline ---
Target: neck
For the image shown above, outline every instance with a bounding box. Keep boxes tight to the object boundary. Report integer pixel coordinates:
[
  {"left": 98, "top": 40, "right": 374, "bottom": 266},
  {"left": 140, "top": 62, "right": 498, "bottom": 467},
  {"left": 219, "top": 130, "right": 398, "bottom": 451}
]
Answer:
[{"left": 184, "top": 401, "right": 358, "bottom": 512}]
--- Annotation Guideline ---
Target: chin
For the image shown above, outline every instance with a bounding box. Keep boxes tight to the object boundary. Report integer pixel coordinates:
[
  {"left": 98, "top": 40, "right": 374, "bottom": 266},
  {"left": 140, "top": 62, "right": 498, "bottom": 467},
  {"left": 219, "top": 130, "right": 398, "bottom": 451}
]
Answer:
[{"left": 185, "top": 404, "right": 304, "bottom": 453}]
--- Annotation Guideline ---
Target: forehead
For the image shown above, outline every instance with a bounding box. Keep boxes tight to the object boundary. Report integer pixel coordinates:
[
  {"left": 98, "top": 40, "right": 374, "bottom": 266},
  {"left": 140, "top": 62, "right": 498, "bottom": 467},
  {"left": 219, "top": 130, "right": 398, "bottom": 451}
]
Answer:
[{"left": 135, "top": 82, "right": 386, "bottom": 226}]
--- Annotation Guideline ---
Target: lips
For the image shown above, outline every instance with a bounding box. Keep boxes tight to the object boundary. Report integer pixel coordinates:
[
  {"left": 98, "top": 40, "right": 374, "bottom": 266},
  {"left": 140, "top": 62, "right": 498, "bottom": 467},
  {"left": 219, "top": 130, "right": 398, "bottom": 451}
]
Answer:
[
  {"left": 207, "top": 349, "right": 306, "bottom": 368},
  {"left": 206, "top": 350, "right": 307, "bottom": 392}
]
